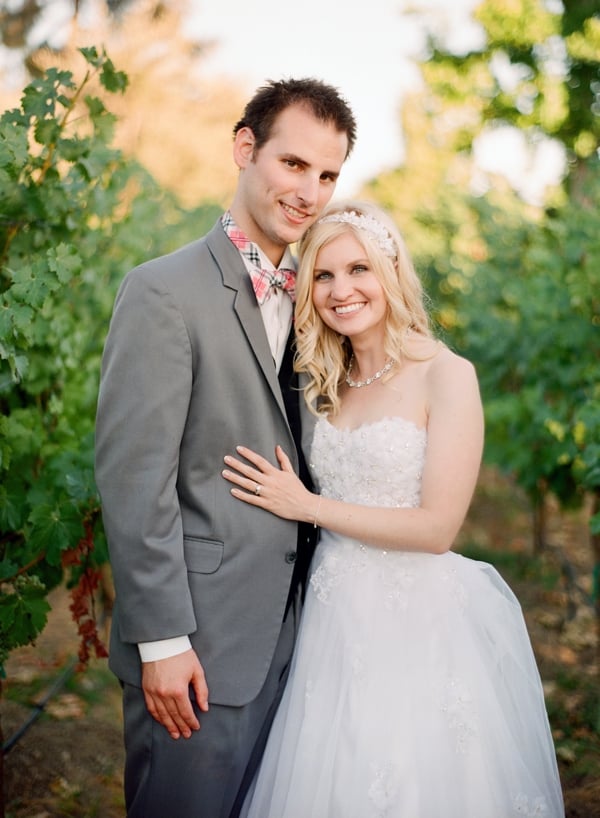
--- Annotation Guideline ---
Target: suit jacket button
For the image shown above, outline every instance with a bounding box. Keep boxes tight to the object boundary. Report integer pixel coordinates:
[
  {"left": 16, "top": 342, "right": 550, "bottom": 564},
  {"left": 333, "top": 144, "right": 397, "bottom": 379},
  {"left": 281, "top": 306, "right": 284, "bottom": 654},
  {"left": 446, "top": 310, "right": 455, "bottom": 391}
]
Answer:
[{"left": 285, "top": 551, "right": 297, "bottom": 564}]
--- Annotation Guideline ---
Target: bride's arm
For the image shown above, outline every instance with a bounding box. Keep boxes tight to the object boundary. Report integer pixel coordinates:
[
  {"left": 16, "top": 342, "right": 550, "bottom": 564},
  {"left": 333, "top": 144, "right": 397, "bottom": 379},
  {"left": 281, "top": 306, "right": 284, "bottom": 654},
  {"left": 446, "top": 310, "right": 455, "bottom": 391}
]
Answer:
[{"left": 222, "top": 353, "right": 484, "bottom": 555}]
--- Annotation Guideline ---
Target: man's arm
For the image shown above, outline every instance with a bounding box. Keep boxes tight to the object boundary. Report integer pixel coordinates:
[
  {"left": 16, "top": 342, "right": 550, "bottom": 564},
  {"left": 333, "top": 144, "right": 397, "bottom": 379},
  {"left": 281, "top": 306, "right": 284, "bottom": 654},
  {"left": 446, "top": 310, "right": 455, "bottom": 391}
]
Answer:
[{"left": 96, "top": 266, "right": 205, "bottom": 735}]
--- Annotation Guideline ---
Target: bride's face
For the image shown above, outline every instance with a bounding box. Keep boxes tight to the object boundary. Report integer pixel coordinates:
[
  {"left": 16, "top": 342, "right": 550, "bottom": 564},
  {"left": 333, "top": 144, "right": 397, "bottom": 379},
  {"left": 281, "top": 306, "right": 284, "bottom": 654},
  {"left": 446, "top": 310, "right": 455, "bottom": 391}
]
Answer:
[{"left": 311, "top": 232, "right": 388, "bottom": 342}]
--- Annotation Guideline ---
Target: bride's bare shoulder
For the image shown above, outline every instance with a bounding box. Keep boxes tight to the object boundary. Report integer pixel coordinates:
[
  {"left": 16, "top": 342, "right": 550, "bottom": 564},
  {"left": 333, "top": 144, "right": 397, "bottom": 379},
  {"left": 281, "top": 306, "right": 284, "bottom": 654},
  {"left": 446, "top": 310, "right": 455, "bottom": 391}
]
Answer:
[
  {"left": 403, "top": 330, "right": 440, "bottom": 360},
  {"left": 402, "top": 332, "right": 478, "bottom": 384},
  {"left": 425, "top": 344, "right": 480, "bottom": 398}
]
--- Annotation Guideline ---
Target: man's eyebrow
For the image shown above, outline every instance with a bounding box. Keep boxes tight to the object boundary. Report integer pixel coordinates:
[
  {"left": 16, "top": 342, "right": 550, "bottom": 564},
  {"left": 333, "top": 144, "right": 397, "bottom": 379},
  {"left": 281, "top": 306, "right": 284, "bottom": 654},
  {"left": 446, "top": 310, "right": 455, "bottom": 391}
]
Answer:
[
  {"left": 281, "top": 152, "right": 307, "bottom": 166},
  {"left": 281, "top": 152, "right": 340, "bottom": 180}
]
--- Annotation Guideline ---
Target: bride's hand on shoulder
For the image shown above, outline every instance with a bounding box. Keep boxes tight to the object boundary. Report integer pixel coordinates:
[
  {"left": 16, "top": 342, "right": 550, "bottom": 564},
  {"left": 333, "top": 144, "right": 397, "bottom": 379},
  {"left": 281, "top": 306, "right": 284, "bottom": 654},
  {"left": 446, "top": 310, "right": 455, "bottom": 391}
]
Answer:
[{"left": 222, "top": 445, "right": 315, "bottom": 523}]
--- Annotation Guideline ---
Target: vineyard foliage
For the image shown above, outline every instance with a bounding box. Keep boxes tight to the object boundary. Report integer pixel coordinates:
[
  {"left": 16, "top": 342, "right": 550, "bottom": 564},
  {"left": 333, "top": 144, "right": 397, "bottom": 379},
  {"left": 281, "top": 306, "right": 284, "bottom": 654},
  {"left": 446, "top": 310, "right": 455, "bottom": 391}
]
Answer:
[
  {"left": 419, "top": 0, "right": 600, "bottom": 533},
  {"left": 0, "top": 47, "right": 219, "bottom": 673},
  {"left": 457, "top": 173, "right": 600, "bottom": 530}
]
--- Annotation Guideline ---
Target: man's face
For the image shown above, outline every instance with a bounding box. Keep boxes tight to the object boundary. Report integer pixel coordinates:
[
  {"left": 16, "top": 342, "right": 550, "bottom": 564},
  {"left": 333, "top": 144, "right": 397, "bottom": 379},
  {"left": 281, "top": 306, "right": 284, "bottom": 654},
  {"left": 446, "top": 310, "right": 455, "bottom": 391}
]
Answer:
[{"left": 231, "top": 104, "right": 349, "bottom": 265}]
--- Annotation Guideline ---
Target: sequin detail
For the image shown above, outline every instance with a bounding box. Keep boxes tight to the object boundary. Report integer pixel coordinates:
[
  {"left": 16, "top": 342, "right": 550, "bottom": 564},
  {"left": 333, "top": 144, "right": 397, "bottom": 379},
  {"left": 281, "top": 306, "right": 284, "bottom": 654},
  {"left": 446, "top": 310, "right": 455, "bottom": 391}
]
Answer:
[
  {"left": 310, "top": 416, "right": 426, "bottom": 508},
  {"left": 436, "top": 675, "right": 478, "bottom": 754},
  {"left": 368, "top": 762, "right": 400, "bottom": 817},
  {"left": 441, "top": 567, "right": 468, "bottom": 609},
  {"left": 513, "top": 793, "right": 550, "bottom": 816}
]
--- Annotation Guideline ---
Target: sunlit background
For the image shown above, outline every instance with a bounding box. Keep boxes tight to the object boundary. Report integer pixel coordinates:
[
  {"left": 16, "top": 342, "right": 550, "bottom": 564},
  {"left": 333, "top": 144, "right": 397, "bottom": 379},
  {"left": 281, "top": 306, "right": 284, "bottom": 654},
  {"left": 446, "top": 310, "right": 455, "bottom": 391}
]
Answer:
[{"left": 0, "top": 0, "right": 566, "bottom": 202}]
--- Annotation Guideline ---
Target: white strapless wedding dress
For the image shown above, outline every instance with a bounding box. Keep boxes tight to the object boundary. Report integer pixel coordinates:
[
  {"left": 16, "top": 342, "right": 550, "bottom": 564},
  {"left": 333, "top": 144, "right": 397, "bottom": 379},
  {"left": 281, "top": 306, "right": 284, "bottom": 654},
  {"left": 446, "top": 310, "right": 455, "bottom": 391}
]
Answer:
[{"left": 245, "top": 416, "right": 564, "bottom": 818}]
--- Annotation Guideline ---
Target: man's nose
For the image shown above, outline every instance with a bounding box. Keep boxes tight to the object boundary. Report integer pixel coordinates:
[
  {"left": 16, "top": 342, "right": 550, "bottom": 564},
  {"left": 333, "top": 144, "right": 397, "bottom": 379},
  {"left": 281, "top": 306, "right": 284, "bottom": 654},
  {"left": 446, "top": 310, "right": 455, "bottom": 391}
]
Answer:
[{"left": 296, "top": 174, "right": 320, "bottom": 207}]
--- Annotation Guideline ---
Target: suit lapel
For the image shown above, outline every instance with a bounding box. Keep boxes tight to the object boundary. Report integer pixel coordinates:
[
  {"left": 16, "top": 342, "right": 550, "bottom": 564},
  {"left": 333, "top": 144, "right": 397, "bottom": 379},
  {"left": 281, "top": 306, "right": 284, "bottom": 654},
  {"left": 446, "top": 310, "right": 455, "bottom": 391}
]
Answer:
[{"left": 205, "top": 222, "right": 286, "bottom": 418}]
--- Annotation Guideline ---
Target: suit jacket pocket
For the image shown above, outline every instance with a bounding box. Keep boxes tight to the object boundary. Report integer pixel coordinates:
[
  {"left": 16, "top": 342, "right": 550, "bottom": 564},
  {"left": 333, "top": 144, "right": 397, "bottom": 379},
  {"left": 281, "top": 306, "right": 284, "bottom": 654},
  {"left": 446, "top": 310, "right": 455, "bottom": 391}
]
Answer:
[{"left": 183, "top": 537, "right": 224, "bottom": 574}]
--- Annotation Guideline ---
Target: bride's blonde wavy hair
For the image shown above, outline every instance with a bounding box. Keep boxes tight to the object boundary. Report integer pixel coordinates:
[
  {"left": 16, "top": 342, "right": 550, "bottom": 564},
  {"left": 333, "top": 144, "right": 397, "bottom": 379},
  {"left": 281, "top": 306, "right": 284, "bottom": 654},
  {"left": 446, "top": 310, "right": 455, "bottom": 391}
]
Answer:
[{"left": 294, "top": 200, "right": 434, "bottom": 416}]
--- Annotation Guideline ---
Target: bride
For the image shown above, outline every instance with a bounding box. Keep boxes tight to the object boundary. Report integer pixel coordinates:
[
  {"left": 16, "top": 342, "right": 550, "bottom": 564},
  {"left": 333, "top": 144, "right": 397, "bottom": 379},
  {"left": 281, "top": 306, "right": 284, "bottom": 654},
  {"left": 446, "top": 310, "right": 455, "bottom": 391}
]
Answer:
[{"left": 222, "top": 200, "right": 564, "bottom": 817}]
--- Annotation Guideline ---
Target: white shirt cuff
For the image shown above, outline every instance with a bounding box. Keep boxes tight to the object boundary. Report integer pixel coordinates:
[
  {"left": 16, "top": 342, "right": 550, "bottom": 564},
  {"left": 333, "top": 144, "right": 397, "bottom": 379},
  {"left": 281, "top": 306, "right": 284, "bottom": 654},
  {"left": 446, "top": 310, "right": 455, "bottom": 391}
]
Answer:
[{"left": 138, "top": 635, "right": 192, "bottom": 663}]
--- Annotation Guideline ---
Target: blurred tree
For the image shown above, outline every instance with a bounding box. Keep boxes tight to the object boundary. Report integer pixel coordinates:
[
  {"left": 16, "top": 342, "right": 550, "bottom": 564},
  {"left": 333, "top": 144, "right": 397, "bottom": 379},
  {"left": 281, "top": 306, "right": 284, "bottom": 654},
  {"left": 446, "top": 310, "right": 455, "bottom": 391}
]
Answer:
[
  {"left": 1, "top": 0, "right": 245, "bottom": 207},
  {"left": 420, "top": 0, "right": 599, "bottom": 194},
  {"left": 0, "top": 0, "right": 136, "bottom": 55},
  {"left": 461, "top": 160, "right": 600, "bottom": 558},
  {"left": 366, "top": 90, "right": 495, "bottom": 337},
  {"left": 0, "top": 0, "right": 42, "bottom": 50}
]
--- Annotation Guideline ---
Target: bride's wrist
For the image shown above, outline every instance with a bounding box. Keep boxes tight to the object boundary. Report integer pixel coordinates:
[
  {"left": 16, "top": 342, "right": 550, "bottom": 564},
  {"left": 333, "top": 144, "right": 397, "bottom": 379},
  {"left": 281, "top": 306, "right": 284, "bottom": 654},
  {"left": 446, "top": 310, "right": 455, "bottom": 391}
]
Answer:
[{"left": 311, "top": 493, "right": 322, "bottom": 528}]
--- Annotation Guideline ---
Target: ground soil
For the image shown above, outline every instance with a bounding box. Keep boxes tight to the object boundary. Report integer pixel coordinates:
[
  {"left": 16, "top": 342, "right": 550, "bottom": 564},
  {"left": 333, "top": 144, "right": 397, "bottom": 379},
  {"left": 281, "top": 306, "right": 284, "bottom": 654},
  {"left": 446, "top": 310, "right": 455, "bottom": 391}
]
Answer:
[{"left": 2, "top": 469, "right": 599, "bottom": 817}]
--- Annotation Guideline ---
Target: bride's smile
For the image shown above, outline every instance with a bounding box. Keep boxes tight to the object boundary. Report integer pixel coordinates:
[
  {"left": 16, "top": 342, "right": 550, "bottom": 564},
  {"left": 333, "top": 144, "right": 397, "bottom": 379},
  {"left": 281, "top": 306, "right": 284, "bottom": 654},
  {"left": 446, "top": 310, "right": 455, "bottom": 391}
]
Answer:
[{"left": 312, "top": 232, "right": 388, "bottom": 341}]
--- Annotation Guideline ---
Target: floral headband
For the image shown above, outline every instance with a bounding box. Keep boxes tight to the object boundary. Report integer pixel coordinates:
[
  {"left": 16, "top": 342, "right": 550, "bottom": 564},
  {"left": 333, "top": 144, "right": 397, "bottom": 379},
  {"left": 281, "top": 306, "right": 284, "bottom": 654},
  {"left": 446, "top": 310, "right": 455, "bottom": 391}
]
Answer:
[{"left": 317, "top": 210, "right": 396, "bottom": 259}]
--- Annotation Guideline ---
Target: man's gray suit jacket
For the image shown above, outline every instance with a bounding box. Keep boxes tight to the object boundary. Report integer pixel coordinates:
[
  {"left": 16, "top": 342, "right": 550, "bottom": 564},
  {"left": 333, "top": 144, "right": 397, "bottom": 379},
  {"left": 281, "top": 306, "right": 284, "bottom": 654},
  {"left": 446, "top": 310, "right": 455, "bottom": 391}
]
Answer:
[{"left": 95, "top": 220, "right": 316, "bottom": 707}]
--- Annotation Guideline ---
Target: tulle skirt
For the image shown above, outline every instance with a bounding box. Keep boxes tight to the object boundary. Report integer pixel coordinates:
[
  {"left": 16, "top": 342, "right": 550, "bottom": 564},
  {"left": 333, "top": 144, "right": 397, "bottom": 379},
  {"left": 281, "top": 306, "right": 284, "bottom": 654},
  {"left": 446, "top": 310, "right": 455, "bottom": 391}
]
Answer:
[{"left": 244, "top": 534, "right": 564, "bottom": 818}]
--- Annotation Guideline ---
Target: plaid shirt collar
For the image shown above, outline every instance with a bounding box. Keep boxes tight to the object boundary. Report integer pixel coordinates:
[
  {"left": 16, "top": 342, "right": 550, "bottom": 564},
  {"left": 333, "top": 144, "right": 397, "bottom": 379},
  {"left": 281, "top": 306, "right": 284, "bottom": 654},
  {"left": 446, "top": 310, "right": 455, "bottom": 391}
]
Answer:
[{"left": 221, "top": 211, "right": 296, "bottom": 304}]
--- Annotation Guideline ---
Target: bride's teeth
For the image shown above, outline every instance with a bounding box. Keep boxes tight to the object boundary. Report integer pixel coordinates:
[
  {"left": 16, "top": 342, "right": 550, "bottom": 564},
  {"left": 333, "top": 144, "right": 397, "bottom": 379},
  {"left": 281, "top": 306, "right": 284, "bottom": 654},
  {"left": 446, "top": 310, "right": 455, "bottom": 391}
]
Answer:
[{"left": 335, "top": 303, "right": 364, "bottom": 315}]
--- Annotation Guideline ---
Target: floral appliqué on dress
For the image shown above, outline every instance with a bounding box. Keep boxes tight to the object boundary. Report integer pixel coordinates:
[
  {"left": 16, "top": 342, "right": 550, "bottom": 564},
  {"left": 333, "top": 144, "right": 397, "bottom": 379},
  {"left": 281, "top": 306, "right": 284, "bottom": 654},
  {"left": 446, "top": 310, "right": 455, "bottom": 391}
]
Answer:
[
  {"left": 513, "top": 793, "right": 549, "bottom": 816},
  {"left": 368, "top": 762, "right": 400, "bottom": 817},
  {"left": 436, "top": 675, "right": 478, "bottom": 754}
]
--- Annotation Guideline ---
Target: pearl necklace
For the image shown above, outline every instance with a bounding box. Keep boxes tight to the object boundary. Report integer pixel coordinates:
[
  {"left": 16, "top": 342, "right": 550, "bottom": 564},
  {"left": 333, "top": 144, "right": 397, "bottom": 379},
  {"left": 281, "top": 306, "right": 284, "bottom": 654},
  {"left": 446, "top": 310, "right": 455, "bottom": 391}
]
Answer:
[{"left": 345, "top": 355, "right": 396, "bottom": 388}]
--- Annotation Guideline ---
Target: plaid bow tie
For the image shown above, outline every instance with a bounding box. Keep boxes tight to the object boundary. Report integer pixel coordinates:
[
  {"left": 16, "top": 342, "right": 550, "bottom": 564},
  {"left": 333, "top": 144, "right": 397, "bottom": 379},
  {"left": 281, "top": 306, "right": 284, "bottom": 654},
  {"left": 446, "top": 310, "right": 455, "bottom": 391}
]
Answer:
[
  {"left": 250, "top": 267, "right": 296, "bottom": 304},
  {"left": 221, "top": 211, "right": 296, "bottom": 305}
]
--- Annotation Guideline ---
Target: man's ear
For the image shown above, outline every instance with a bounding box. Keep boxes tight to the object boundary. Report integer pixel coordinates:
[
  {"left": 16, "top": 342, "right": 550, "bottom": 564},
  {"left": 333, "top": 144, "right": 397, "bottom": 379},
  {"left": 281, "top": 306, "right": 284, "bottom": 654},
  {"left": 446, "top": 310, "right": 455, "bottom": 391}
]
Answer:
[{"left": 233, "top": 126, "right": 256, "bottom": 169}]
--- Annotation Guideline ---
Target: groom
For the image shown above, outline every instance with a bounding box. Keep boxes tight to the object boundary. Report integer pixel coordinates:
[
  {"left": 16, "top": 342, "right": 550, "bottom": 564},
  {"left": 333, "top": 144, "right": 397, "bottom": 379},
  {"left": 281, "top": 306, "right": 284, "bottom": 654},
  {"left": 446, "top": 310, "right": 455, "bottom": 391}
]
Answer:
[{"left": 95, "top": 77, "right": 356, "bottom": 818}]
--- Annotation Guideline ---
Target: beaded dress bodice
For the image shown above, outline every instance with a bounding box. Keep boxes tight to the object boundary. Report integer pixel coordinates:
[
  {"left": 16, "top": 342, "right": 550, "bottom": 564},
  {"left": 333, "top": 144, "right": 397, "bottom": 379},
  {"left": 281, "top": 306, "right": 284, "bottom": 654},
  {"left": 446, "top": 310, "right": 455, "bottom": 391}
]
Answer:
[{"left": 309, "top": 415, "right": 427, "bottom": 509}]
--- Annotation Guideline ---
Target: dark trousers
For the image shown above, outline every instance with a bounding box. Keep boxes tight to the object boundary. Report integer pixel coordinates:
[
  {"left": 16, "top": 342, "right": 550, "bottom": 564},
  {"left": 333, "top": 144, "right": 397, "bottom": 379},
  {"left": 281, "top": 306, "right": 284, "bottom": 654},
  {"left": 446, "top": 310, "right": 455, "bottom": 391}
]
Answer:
[{"left": 121, "top": 608, "right": 297, "bottom": 818}]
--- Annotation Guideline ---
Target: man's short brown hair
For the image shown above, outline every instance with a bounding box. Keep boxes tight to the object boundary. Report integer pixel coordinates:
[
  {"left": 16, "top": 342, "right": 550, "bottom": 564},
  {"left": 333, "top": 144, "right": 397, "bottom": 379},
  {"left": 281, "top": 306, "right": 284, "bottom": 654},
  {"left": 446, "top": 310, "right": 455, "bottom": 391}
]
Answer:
[{"left": 233, "top": 77, "right": 357, "bottom": 158}]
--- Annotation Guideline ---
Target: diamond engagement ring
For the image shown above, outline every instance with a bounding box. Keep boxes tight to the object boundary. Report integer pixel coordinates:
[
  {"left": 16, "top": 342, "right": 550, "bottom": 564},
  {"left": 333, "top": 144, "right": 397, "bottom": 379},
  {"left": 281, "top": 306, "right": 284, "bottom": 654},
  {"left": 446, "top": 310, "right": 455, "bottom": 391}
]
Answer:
[{"left": 254, "top": 484, "right": 262, "bottom": 496}]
